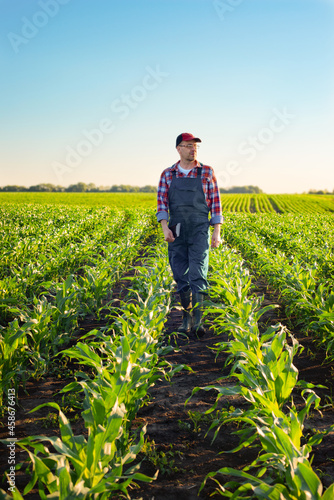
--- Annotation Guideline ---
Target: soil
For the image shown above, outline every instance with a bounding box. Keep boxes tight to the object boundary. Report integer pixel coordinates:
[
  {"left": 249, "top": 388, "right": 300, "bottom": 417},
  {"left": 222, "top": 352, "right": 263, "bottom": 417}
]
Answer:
[{"left": 1, "top": 278, "right": 334, "bottom": 499}]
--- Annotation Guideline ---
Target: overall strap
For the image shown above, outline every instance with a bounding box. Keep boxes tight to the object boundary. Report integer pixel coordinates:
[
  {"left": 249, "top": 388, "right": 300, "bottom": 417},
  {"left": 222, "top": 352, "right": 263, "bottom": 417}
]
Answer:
[{"left": 171, "top": 163, "right": 203, "bottom": 177}]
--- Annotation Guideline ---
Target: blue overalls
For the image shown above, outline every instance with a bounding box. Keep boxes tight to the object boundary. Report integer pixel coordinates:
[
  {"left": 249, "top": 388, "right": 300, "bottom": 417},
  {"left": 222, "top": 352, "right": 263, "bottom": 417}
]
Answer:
[{"left": 168, "top": 166, "right": 210, "bottom": 294}]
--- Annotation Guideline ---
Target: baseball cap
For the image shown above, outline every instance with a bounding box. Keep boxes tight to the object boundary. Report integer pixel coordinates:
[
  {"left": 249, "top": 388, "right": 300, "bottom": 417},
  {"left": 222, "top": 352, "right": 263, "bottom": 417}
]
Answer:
[{"left": 176, "top": 133, "right": 201, "bottom": 147}]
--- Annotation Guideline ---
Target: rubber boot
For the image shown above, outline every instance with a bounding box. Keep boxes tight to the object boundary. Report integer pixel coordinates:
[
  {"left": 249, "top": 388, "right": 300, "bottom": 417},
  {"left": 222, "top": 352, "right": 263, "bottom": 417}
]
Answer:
[
  {"left": 178, "top": 290, "right": 192, "bottom": 334},
  {"left": 192, "top": 292, "right": 206, "bottom": 337}
]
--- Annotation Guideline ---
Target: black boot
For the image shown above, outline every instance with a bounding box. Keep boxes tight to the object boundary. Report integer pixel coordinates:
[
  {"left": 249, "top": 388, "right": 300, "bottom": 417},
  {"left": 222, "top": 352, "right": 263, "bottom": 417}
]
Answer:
[
  {"left": 178, "top": 290, "right": 192, "bottom": 333},
  {"left": 192, "top": 292, "right": 206, "bottom": 337}
]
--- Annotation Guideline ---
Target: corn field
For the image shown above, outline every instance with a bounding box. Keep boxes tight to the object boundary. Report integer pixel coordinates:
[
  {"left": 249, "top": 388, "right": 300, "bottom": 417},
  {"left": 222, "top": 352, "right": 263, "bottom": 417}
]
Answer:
[{"left": 0, "top": 192, "right": 334, "bottom": 499}]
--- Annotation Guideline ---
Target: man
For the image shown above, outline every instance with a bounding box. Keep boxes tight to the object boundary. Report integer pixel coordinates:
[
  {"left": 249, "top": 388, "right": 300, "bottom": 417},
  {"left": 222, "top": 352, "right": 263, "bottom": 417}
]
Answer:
[{"left": 156, "top": 132, "right": 223, "bottom": 336}]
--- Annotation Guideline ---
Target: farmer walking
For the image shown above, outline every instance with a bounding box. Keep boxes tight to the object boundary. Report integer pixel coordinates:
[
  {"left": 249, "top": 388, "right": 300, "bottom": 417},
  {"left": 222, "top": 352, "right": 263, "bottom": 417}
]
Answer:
[{"left": 156, "top": 133, "right": 223, "bottom": 336}]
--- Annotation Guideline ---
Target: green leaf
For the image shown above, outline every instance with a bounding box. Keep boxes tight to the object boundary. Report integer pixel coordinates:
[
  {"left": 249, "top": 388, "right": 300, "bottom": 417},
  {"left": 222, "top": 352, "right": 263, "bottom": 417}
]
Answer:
[
  {"left": 296, "top": 461, "right": 323, "bottom": 497},
  {"left": 321, "top": 483, "right": 334, "bottom": 500},
  {"left": 0, "top": 487, "right": 25, "bottom": 500}
]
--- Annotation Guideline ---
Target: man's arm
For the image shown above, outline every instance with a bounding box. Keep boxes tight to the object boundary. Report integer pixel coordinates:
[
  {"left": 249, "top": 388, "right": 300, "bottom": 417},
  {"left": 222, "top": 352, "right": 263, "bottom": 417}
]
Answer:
[
  {"left": 208, "top": 169, "right": 223, "bottom": 248},
  {"left": 156, "top": 169, "right": 175, "bottom": 242},
  {"left": 156, "top": 169, "right": 169, "bottom": 222}
]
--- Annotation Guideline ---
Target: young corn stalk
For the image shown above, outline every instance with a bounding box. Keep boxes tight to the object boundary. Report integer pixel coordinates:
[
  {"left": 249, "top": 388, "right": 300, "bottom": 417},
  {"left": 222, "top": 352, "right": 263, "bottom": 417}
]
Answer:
[
  {"left": 2, "top": 244, "right": 186, "bottom": 498},
  {"left": 223, "top": 216, "right": 334, "bottom": 354},
  {"left": 0, "top": 210, "right": 153, "bottom": 405},
  {"left": 188, "top": 244, "right": 334, "bottom": 499}
]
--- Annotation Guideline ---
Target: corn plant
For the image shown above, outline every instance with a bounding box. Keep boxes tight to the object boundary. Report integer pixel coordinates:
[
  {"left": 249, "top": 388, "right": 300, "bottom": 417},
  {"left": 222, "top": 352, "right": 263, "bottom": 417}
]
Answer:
[
  {"left": 187, "top": 244, "right": 334, "bottom": 498},
  {"left": 5, "top": 242, "right": 186, "bottom": 498},
  {"left": 15, "top": 399, "right": 153, "bottom": 499},
  {"left": 222, "top": 214, "right": 334, "bottom": 354},
  {"left": 0, "top": 208, "right": 156, "bottom": 405},
  {"left": 201, "top": 400, "right": 334, "bottom": 499},
  {"left": 0, "top": 320, "right": 30, "bottom": 411}
]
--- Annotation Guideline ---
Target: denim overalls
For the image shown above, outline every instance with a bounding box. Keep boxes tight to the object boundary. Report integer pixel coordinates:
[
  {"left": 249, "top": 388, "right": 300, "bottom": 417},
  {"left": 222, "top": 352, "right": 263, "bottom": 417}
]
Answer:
[{"left": 168, "top": 166, "right": 210, "bottom": 294}]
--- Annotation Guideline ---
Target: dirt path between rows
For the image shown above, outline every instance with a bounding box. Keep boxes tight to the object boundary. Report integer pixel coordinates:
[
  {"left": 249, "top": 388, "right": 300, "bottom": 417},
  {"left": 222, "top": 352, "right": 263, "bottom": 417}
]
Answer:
[{"left": 1, "top": 278, "right": 334, "bottom": 499}]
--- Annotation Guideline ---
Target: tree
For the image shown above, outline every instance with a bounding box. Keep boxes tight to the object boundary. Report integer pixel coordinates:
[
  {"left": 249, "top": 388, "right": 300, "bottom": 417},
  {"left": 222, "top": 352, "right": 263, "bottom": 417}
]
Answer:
[
  {"left": 0, "top": 185, "right": 27, "bottom": 191},
  {"left": 140, "top": 185, "right": 157, "bottom": 193},
  {"left": 220, "top": 185, "right": 263, "bottom": 194},
  {"left": 28, "top": 183, "right": 56, "bottom": 192},
  {"left": 66, "top": 182, "right": 88, "bottom": 192}
]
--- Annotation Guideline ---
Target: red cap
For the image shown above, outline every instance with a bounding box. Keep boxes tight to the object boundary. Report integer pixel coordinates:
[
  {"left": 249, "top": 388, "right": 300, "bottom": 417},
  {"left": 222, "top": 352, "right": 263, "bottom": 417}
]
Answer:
[{"left": 176, "top": 133, "right": 201, "bottom": 147}]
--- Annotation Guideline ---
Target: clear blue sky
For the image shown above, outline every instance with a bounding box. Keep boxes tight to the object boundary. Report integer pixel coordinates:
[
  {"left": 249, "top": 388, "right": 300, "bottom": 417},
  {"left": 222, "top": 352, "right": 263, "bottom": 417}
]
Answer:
[{"left": 1, "top": 0, "right": 333, "bottom": 193}]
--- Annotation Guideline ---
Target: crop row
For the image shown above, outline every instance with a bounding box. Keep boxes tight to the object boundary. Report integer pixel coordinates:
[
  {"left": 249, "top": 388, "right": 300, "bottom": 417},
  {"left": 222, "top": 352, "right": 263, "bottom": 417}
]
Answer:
[
  {"left": 0, "top": 205, "right": 154, "bottom": 324},
  {"left": 0, "top": 207, "right": 157, "bottom": 408},
  {"left": 188, "top": 245, "right": 334, "bottom": 498},
  {"left": 2, "top": 243, "right": 185, "bottom": 499},
  {"left": 219, "top": 194, "right": 334, "bottom": 214},
  {"left": 1, "top": 192, "right": 334, "bottom": 214},
  {"left": 223, "top": 213, "right": 334, "bottom": 280},
  {"left": 222, "top": 214, "right": 334, "bottom": 355}
]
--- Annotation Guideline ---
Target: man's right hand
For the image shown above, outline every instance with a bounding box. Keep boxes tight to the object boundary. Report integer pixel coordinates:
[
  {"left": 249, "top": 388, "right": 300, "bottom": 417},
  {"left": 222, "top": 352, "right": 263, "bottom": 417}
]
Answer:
[
  {"left": 161, "top": 220, "right": 175, "bottom": 243},
  {"left": 164, "top": 228, "right": 175, "bottom": 242}
]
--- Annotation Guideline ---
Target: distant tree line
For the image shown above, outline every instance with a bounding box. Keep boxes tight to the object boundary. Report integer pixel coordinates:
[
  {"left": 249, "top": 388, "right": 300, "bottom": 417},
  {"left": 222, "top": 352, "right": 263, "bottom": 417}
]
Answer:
[
  {"left": 0, "top": 182, "right": 157, "bottom": 193},
  {"left": 307, "top": 189, "right": 334, "bottom": 195},
  {"left": 1, "top": 183, "right": 332, "bottom": 194},
  {"left": 0, "top": 182, "right": 263, "bottom": 194},
  {"left": 220, "top": 185, "right": 263, "bottom": 194}
]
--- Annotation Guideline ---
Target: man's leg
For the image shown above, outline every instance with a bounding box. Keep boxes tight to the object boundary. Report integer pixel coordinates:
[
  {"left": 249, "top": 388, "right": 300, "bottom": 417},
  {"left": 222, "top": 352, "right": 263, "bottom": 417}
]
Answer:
[
  {"left": 168, "top": 239, "right": 190, "bottom": 292},
  {"left": 188, "top": 227, "right": 210, "bottom": 336},
  {"left": 178, "top": 288, "right": 192, "bottom": 333},
  {"left": 168, "top": 240, "right": 192, "bottom": 332}
]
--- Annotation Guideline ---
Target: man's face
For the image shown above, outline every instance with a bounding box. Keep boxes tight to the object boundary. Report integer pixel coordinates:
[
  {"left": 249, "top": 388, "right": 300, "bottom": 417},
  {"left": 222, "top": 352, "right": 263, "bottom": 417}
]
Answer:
[{"left": 177, "top": 140, "right": 198, "bottom": 161}]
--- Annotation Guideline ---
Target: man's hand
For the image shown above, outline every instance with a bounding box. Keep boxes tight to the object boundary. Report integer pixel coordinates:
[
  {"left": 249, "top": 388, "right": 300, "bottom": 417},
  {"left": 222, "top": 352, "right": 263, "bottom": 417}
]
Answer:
[
  {"left": 164, "top": 228, "right": 175, "bottom": 242},
  {"left": 161, "top": 220, "right": 175, "bottom": 243},
  {"left": 211, "top": 224, "right": 221, "bottom": 248}
]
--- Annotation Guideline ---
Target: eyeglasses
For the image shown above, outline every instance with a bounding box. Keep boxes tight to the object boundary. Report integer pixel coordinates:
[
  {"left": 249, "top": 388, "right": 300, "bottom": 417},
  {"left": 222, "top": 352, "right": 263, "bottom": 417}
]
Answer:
[{"left": 179, "top": 144, "right": 200, "bottom": 149}]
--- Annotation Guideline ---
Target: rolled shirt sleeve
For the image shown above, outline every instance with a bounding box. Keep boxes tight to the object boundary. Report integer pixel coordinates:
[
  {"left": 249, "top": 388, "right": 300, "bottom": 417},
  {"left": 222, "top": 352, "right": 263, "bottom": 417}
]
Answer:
[
  {"left": 156, "top": 167, "right": 170, "bottom": 221},
  {"left": 206, "top": 170, "right": 223, "bottom": 225}
]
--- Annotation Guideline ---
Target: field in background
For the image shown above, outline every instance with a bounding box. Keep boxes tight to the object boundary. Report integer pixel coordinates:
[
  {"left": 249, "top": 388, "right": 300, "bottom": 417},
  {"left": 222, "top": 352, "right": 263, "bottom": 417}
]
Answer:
[
  {"left": 1, "top": 192, "right": 334, "bottom": 212},
  {"left": 0, "top": 192, "right": 157, "bottom": 208}
]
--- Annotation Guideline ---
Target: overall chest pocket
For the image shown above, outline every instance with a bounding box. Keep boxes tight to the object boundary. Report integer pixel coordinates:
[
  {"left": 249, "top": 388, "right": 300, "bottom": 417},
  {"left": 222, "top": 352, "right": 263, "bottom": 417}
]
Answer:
[{"left": 175, "top": 179, "right": 198, "bottom": 191}]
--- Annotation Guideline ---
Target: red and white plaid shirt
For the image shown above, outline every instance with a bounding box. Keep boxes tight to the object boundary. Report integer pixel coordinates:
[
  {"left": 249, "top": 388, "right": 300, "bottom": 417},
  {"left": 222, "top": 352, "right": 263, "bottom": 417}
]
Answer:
[{"left": 157, "top": 161, "right": 223, "bottom": 225}]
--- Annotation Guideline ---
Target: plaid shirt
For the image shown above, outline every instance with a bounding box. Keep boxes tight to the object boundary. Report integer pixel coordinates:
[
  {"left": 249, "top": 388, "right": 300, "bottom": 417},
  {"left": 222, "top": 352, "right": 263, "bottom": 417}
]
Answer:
[{"left": 157, "top": 161, "right": 223, "bottom": 225}]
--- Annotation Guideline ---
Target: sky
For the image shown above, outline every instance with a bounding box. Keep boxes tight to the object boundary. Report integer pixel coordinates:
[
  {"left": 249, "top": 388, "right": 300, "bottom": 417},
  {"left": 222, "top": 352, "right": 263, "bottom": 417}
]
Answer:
[{"left": 0, "top": 0, "right": 333, "bottom": 193}]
